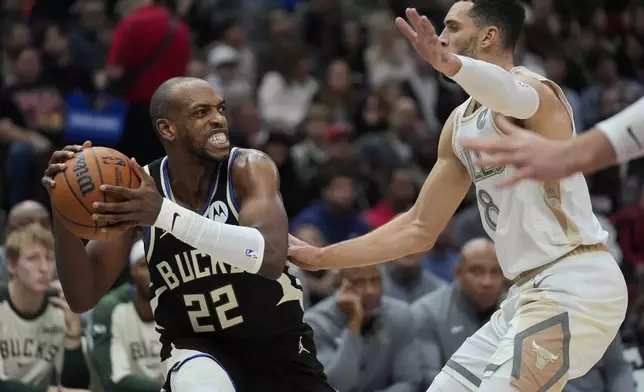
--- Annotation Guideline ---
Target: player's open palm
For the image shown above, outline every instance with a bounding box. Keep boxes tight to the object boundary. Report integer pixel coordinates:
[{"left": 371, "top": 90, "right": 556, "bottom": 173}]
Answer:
[
  {"left": 396, "top": 8, "right": 458, "bottom": 75},
  {"left": 92, "top": 158, "right": 164, "bottom": 230}
]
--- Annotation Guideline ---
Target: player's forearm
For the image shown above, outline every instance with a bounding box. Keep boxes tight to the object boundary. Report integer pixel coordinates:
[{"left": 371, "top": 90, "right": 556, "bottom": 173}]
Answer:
[
  {"left": 154, "top": 199, "right": 270, "bottom": 277},
  {"left": 564, "top": 129, "right": 618, "bottom": 175},
  {"left": 595, "top": 97, "right": 644, "bottom": 164},
  {"left": 446, "top": 54, "right": 539, "bottom": 119},
  {"left": 317, "top": 212, "right": 433, "bottom": 269},
  {"left": 52, "top": 217, "right": 98, "bottom": 313}
]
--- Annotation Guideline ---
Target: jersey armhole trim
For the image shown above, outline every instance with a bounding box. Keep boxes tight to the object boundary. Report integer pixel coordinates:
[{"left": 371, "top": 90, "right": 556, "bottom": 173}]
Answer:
[{"left": 226, "top": 147, "right": 242, "bottom": 220}]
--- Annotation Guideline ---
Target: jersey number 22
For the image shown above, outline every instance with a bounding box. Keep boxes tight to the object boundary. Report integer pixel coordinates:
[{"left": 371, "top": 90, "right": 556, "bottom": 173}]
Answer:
[{"left": 184, "top": 285, "right": 243, "bottom": 332}]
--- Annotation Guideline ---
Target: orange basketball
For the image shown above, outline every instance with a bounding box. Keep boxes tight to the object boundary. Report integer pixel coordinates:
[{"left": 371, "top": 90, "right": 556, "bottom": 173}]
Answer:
[{"left": 51, "top": 147, "right": 141, "bottom": 240}]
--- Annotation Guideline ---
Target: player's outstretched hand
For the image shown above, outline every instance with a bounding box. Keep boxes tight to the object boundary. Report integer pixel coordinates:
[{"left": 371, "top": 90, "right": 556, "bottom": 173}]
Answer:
[
  {"left": 288, "top": 234, "right": 325, "bottom": 271},
  {"left": 459, "top": 115, "right": 574, "bottom": 187},
  {"left": 41, "top": 141, "right": 92, "bottom": 194},
  {"left": 395, "top": 8, "right": 461, "bottom": 76},
  {"left": 92, "top": 158, "right": 163, "bottom": 230}
]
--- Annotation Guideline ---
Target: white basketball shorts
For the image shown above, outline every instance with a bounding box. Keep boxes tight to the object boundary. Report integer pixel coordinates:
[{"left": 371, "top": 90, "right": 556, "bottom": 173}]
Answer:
[{"left": 430, "top": 248, "right": 628, "bottom": 392}]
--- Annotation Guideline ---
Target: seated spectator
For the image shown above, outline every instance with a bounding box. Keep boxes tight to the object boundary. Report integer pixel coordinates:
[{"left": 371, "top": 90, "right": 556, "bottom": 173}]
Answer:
[
  {"left": 364, "top": 165, "right": 416, "bottom": 229},
  {"left": 612, "top": 186, "right": 644, "bottom": 273},
  {"left": 38, "top": 23, "right": 94, "bottom": 94},
  {"left": 0, "top": 200, "right": 51, "bottom": 285},
  {"left": 357, "top": 96, "right": 425, "bottom": 187},
  {"left": 412, "top": 238, "right": 505, "bottom": 389},
  {"left": 381, "top": 251, "right": 444, "bottom": 304},
  {"left": 258, "top": 46, "right": 318, "bottom": 134},
  {"left": 291, "top": 165, "right": 370, "bottom": 245},
  {"left": 293, "top": 225, "right": 340, "bottom": 307},
  {"left": 305, "top": 265, "right": 421, "bottom": 392},
  {"left": 562, "top": 334, "right": 634, "bottom": 392},
  {"left": 422, "top": 229, "right": 459, "bottom": 283},
  {"left": 206, "top": 44, "right": 252, "bottom": 110},
  {"left": 314, "top": 59, "right": 362, "bottom": 124},
  {"left": 291, "top": 104, "right": 332, "bottom": 187},
  {"left": 89, "top": 240, "right": 164, "bottom": 392},
  {"left": 0, "top": 224, "right": 87, "bottom": 392},
  {"left": 262, "top": 132, "right": 310, "bottom": 218}
]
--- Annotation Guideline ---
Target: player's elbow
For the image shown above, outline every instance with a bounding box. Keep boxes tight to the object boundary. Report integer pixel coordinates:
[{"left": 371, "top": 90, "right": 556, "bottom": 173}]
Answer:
[
  {"left": 409, "top": 219, "right": 437, "bottom": 253},
  {"left": 257, "top": 257, "right": 285, "bottom": 280}
]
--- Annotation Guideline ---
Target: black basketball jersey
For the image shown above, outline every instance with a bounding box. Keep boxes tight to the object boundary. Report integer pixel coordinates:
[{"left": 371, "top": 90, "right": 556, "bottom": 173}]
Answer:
[{"left": 142, "top": 148, "right": 305, "bottom": 360}]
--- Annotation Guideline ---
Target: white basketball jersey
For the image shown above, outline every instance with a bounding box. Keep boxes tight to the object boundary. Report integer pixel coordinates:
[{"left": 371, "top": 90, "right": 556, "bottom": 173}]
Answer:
[{"left": 452, "top": 66, "right": 607, "bottom": 279}]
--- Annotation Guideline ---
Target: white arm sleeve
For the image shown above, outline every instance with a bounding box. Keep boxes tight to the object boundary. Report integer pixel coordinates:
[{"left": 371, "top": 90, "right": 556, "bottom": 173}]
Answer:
[
  {"left": 596, "top": 97, "right": 644, "bottom": 163},
  {"left": 449, "top": 55, "right": 540, "bottom": 119},
  {"left": 154, "top": 198, "right": 264, "bottom": 274}
]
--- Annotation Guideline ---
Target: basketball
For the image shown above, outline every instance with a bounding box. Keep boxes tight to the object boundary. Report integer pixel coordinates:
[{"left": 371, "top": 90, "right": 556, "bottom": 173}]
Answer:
[{"left": 51, "top": 147, "right": 141, "bottom": 240}]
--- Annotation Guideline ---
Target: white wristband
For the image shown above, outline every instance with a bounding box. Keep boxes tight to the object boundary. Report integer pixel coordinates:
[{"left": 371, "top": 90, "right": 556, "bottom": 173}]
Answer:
[
  {"left": 154, "top": 198, "right": 264, "bottom": 274},
  {"left": 596, "top": 98, "right": 644, "bottom": 164}
]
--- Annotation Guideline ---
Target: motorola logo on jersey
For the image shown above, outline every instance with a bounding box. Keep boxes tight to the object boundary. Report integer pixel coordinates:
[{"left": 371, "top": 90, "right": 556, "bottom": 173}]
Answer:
[{"left": 206, "top": 201, "right": 229, "bottom": 223}]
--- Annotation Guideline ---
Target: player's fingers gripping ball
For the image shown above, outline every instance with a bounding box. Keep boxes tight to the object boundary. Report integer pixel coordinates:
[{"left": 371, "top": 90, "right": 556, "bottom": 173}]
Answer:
[{"left": 51, "top": 146, "right": 141, "bottom": 240}]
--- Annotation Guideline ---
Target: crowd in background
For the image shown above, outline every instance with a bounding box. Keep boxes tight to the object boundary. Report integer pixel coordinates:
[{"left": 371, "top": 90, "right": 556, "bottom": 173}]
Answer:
[{"left": 2, "top": 0, "right": 644, "bottom": 391}]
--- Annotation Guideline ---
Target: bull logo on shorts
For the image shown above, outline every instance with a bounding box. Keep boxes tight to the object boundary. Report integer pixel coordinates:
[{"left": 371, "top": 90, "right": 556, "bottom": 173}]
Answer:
[{"left": 531, "top": 340, "right": 559, "bottom": 369}]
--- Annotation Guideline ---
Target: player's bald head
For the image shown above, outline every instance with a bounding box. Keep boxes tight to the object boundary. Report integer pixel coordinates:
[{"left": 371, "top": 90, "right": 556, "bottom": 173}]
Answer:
[
  {"left": 149, "top": 77, "right": 212, "bottom": 127},
  {"left": 7, "top": 200, "right": 50, "bottom": 234},
  {"left": 459, "top": 237, "right": 496, "bottom": 265}
]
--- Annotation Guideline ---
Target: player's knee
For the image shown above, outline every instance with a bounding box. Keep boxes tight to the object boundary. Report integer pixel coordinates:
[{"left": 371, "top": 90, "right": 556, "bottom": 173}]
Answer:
[
  {"left": 426, "top": 371, "right": 474, "bottom": 392},
  {"left": 171, "top": 356, "right": 235, "bottom": 392}
]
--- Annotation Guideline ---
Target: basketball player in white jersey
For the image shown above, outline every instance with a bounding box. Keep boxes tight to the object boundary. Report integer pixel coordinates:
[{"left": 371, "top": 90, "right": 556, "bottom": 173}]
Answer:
[
  {"left": 289, "top": 3, "right": 628, "bottom": 391},
  {"left": 459, "top": 97, "right": 644, "bottom": 185}
]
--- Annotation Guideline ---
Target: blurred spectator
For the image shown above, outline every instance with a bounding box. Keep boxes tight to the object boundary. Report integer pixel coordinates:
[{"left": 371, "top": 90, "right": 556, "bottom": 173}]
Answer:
[
  {"left": 381, "top": 252, "right": 444, "bottom": 304},
  {"left": 563, "top": 334, "right": 634, "bottom": 392},
  {"left": 213, "top": 19, "right": 256, "bottom": 85},
  {"left": 102, "top": 0, "right": 190, "bottom": 165},
  {"left": 305, "top": 265, "right": 422, "bottom": 392},
  {"left": 89, "top": 240, "right": 163, "bottom": 392},
  {"left": 291, "top": 104, "right": 332, "bottom": 187},
  {"left": 298, "top": 0, "right": 344, "bottom": 67},
  {"left": 449, "top": 203, "right": 488, "bottom": 250},
  {"left": 363, "top": 165, "right": 416, "bottom": 229},
  {"left": 422, "top": 229, "right": 460, "bottom": 283},
  {"left": 255, "top": 9, "right": 299, "bottom": 80},
  {"left": 291, "top": 165, "right": 370, "bottom": 245},
  {"left": 412, "top": 238, "right": 505, "bottom": 389},
  {"left": 261, "top": 132, "right": 309, "bottom": 217},
  {"left": 314, "top": 59, "right": 362, "bottom": 124},
  {"left": 292, "top": 225, "right": 340, "bottom": 306},
  {"left": 543, "top": 49, "right": 584, "bottom": 131},
  {"left": 2, "top": 21, "right": 32, "bottom": 86},
  {"left": 206, "top": 45, "right": 252, "bottom": 110},
  {"left": 0, "top": 224, "right": 88, "bottom": 391},
  {"left": 0, "top": 200, "right": 51, "bottom": 285},
  {"left": 4, "top": 47, "right": 64, "bottom": 144},
  {"left": 258, "top": 46, "right": 318, "bottom": 134},
  {"left": 365, "top": 19, "right": 413, "bottom": 87},
  {"left": 68, "top": 0, "right": 109, "bottom": 75},
  {"left": 581, "top": 50, "right": 643, "bottom": 127},
  {"left": 337, "top": 19, "right": 368, "bottom": 85},
  {"left": 612, "top": 186, "right": 644, "bottom": 272},
  {"left": 358, "top": 96, "right": 424, "bottom": 187},
  {"left": 38, "top": 23, "right": 94, "bottom": 94}
]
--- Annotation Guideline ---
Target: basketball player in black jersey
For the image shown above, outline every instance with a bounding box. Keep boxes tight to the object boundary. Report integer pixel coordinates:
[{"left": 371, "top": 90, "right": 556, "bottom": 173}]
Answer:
[{"left": 41, "top": 77, "right": 334, "bottom": 392}]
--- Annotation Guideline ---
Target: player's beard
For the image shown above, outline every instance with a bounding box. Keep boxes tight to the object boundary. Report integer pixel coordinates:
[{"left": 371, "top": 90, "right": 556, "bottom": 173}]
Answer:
[
  {"left": 183, "top": 134, "right": 226, "bottom": 163},
  {"left": 440, "top": 36, "right": 479, "bottom": 84}
]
